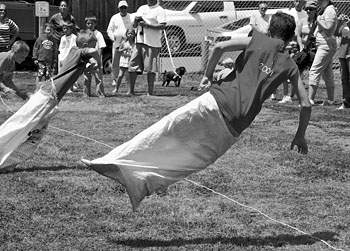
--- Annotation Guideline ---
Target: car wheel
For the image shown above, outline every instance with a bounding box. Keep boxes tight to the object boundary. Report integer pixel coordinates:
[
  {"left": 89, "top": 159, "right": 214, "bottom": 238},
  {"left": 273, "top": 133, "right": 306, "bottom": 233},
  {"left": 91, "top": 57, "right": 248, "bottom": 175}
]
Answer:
[
  {"left": 162, "top": 27, "right": 185, "bottom": 55},
  {"left": 102, "top": 52, "right": 112, "bottom": 74}
]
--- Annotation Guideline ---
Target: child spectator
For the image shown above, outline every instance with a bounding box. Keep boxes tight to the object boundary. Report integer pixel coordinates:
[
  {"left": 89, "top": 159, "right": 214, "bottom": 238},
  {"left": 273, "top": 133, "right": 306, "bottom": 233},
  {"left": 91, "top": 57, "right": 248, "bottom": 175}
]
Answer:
[
  {"left": 58, "top": 21, "right": 76, "bottom": 71},
  {"left": 83, "top": 16, "right": 106, "bottom": 97},
  {"left": 0, "top": 41, "right": 29, "bottom": 100},
  {"left": 114, "top": 28, "right": 136, "bottom": 94},
  {"left": 335, "top": 14, "right": 350, "bottom": 110},
  {"left": 58, "top": 21, "right": 78, "bottom": 92},
  {"left": 32, "top": 23, "right": 58, "bottom": 90}
]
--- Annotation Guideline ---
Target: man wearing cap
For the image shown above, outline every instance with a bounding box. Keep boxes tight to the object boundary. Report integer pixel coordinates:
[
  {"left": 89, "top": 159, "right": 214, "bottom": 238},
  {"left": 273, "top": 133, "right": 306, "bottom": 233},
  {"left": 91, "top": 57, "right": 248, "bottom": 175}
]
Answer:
[
  {"left": 128, "top": 0, "right": 166, "bottom": 96},
  {"left": 107, "top": 0, "right": 134, "bottom": 87}
]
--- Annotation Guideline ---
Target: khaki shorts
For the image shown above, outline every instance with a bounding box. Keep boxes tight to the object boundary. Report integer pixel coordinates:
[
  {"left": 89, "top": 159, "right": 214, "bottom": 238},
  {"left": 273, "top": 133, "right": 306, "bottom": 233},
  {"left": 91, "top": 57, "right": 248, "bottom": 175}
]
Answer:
[{"left": 129, "top": 43, "right": 160, "bottom": 73}]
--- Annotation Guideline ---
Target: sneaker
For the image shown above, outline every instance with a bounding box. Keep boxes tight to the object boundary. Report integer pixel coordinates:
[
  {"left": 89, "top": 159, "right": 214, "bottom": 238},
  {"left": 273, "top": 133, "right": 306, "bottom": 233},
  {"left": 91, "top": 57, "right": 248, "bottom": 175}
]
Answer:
[
  {"left": 337, "top": 104, "right": 346, "bottom": 110},
  {"left": 270, "top": 94, "right": 276, "bottom": 100},
  {"left": 111, "top": 80, "right": 117, "bottom": 87},
  {"left": 309, "top": 99, "right": 315, "bottom": 105},
  {"left": 321, "top": 100, "right": 335, "bottom": 106},
  {"left": 278, "top": 96, "right": 292, "bottom": 104}
]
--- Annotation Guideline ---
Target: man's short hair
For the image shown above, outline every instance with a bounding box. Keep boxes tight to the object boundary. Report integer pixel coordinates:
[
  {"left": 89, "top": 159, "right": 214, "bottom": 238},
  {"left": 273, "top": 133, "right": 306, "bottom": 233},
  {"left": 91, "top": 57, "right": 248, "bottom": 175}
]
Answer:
[
  {"left": 11, "top": 41, "right": 30, "bottom": 53},
  {"left": 269, "top": 12, "right": 296, "bottom": 42},
  {"left": 76, "top": 29, "right": 97, "bottom": 48}
]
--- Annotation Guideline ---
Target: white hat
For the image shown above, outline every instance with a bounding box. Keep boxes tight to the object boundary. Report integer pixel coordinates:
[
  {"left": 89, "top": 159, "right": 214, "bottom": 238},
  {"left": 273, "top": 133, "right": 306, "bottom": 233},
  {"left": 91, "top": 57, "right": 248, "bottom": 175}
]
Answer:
[
  {"left": 118, "top": 1, "right": 128, "bottom": 8},
  {"left": 222, "top": 58, "right": 234, "bottom": 64}
]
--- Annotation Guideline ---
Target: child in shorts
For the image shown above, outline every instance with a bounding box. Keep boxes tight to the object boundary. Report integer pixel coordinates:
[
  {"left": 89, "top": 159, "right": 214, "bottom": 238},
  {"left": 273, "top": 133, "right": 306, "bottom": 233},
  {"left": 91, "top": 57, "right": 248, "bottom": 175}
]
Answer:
[
  {"left": 113, "top": 28, "right": 136, "bottom": 94},
  {"left": 83, "top": 16, "right": 106, "bottom": 97},
  {"left": 32, "top": 23, "right": 58, "bottom": 90}
]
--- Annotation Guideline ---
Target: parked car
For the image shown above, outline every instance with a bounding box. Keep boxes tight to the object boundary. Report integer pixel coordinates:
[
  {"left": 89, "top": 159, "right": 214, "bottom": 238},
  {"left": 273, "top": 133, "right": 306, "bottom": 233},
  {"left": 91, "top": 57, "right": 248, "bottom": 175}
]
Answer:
[
  {"left": 161, "top": 0, "right": 293, "bottom": 55},
  {"left": 162, "top": 1, "right": 236, "bottom": 55},
  {"left": 203, "top": 8, "right": 292, "bottom": 68}
]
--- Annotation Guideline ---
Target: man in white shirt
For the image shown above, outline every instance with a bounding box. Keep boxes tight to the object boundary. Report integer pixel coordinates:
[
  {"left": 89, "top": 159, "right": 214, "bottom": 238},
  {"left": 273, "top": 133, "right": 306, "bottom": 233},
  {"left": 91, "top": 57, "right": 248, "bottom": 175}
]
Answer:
[
  {"left": 128, "top": 0, "right": 166, "bottom": 96},
  {"left": 107, "top": 0, "right": 133, "bottom": 87},
  {"left": 250, "top": 3, "right": 270, "bottom": 35}
]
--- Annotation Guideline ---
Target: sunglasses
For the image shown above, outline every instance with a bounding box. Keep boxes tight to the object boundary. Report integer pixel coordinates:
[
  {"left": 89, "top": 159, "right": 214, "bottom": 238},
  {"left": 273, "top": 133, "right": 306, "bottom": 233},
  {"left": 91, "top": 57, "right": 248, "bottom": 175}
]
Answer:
[
  {"left": 0, "top": 9, "right": 6, "bottom": 12},
  {"left": 305, "top": 8, "right": 316, "bottom": 12},
  {"left": 119, "top": 6, "right": 127, "bottom": 9}
]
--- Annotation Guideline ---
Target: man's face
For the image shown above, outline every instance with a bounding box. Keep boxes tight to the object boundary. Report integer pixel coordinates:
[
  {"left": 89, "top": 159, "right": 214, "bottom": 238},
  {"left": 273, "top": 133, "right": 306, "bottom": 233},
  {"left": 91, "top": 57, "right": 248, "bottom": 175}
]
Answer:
[
  {"left": 259, "top": 4, "right": 268, "bottom": 16},
  {"left": 294, "top": 0, "right": 305, "bottom": 10},
  {"left": 147, "top": 0, "right": 158, "bottom": 6},
  {"left": 44, "top": 26, "right": 53, "bottom": 35},
  {"left": 63, "top": 26, "right": 72, "bottom": 35},
  {"left": 119, "top": 5, "right": 128, "bottom": 15},
  {"left": 59, "top": 1, "right": 68, "bottom": 13},
  {"left": 13, "top": 51, "right": 28, "bottom": 64},
  {"left": 86, "top": 20, "right": 96, "bottom": 31}
]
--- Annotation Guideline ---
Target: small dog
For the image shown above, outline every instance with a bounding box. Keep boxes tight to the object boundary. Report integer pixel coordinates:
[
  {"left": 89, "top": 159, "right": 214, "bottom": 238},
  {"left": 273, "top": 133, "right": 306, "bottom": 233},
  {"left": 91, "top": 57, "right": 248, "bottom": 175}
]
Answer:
[{"left": 162, "top": 66, "right": 187, "bottom": 87}]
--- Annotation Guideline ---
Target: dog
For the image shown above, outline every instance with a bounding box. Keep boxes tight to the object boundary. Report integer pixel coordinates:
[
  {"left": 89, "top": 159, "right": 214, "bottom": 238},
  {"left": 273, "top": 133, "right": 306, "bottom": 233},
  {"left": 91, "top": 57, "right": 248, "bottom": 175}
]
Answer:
[{"left": 162, "top": 66, "right": 187, "bottom": 87}]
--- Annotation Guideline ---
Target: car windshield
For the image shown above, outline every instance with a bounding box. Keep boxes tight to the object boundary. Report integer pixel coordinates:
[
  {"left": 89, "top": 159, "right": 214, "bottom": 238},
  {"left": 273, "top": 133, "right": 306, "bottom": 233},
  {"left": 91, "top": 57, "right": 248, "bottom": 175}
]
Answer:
[
  {"left": 162, "top": 1, "right": 192, "bottom": 11},
  {"left": 221, "top": 18, "right": 250, "bottom": 31}
]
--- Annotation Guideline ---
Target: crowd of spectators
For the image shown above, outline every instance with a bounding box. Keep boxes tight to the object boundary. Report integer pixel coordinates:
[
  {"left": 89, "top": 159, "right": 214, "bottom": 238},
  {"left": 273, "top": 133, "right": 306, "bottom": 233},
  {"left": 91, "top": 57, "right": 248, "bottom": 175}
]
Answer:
[{"left": 0, "top": 0, "right": 349, "bottom": 110}]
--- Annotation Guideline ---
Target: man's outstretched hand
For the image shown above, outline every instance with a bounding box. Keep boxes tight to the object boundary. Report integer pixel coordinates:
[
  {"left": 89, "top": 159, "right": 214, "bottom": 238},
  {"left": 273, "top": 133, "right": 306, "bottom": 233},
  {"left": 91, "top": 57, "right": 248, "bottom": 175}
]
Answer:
[{"left": 290, "top": 136, "right": 308, "bottom": 155}]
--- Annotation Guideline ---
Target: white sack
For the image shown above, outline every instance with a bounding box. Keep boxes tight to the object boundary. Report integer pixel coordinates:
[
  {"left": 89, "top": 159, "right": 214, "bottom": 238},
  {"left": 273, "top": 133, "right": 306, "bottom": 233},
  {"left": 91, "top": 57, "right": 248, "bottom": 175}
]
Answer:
[
  {"left": 83, "top": 92, "right": 238, "bottom": 210},
  {"left": 0, "top": 89, "right": 58, "bottom": 170}
]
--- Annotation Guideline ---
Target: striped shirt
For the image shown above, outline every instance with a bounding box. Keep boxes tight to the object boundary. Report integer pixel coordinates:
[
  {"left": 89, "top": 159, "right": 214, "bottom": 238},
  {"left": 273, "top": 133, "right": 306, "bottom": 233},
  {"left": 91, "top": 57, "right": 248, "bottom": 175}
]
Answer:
[{"left": 0, "top": 18, "right": 19, "bottom": 48}]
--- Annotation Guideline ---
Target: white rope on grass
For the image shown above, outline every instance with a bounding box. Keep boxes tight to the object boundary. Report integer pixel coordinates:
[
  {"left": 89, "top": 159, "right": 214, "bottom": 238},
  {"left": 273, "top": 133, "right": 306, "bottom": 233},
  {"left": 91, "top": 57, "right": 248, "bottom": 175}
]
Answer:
[{"left": 0, "top": 94, "right": 345, "bottom": 251}]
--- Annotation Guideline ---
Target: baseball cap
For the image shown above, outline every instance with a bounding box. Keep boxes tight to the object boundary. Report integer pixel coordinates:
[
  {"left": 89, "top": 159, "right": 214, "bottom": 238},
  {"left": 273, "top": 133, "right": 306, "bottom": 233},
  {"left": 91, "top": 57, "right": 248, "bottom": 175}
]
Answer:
[
  {"left": 118, "top": 1, "right": 128, "bottom": 8},
  {"left": 305, "top": 0, "right": 317, "bottom": 10},
  {"left": 222, "top": 58, "right": 234, "bottom": 64}
]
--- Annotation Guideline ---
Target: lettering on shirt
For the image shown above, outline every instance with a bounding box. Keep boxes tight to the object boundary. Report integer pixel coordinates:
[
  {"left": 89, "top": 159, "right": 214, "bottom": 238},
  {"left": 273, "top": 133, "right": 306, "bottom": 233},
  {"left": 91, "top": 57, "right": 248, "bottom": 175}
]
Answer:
[{"left": 258, "top": 62, "right": 274, "bottom": 76}]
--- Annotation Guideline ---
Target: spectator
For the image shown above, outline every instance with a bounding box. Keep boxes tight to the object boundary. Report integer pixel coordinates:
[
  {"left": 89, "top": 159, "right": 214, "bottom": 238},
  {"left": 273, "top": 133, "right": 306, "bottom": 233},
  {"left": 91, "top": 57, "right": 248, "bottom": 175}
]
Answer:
[
  {"left": 128, "top": 0, "right": 166, "bottom": 96},
  {"left": 58, "top": 21, "right": 77, "bottom": 72},
  {"left": 297, "top": 0, "right": 318, "bottom": 50},
  {"left": 114, "top": 28, "right": 136, "bottom": 94},
  {"left": 32, "top": 23, "right": 58, "bottom": 90},
  {"left": 0, "top": 3, "right": 19, "bottom": 52},
  {"left": 308, "top": 0, "right": 337, "bottom": 106},
  {"left": 107, "top": 0, "right": 134, "bottom": 88},
  {"left": 83, "top": 16, "right": 106, "bottom": 97},
  {"left": 279, "top": 0, "right": 308, "bottom": 104},
  {"left": 0, "top": 41, "right": 29, "bottom": 100},
  {"left": 334, "top": 14, "right": 350, "bottom": 110},
  {"left": 249, "top": 2, "right": 270, "bottom": 35},
  {"left": 58, "top": 21, "right": 77, "bottom": 92},
  {"left": 49, "top": 0, "right": 78, "bottom": 46}
]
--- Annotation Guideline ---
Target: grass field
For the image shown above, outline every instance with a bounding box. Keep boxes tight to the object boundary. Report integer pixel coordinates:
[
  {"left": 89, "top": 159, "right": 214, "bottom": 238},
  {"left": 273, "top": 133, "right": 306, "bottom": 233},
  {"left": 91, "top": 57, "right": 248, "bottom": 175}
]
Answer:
[{"left": 0, "top": 71, "right": 349, "bottom": 251}]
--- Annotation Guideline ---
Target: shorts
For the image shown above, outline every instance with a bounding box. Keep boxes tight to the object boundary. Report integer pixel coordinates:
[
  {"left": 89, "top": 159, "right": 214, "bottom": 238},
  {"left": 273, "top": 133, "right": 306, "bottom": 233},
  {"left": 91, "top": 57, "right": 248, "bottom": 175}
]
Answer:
[
  {"left": 129, "top": 43, "right": 160, "bottom": 73},
  {"left": 37, "top": 62, "right": 53, "bottom": 80}
]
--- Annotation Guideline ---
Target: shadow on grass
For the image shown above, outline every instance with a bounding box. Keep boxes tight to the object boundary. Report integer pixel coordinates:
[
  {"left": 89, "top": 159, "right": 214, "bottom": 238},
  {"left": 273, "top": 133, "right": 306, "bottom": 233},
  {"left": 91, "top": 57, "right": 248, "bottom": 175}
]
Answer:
[
  {"left": 109, "top": 231, "right": 339, "bottom": 248},
  {"left": 0, "top": 165, "right": 88, "bottom": 174}
]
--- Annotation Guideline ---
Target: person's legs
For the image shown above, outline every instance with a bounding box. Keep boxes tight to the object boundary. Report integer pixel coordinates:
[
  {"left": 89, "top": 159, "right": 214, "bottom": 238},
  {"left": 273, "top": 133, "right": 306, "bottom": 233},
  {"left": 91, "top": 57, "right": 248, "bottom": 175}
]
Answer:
[
  {"left": 111, "top": 45, "right": 122, "bottom": 86},
  {"left": 128, "top": 44, "right": 144, "bottom": 95},
  {"left": 320, "top": 47, "right": 336, "bottom": 104},
  {"left": 83, "top": 71, "right": 92, "bottom": 97},
  {"left": 338, "top": 58, "right": 350, "bottom": 108},
  {"left": 115, "top": 67, "right": 127, "bottom": 93},
  {"left": 308, "top": 45, "right": 328, "bottom": 103},
  {"left": 147, "top": 72, "right": 155, "bottom": 95},
  {"left": 143, "top": 45, "right": 160, "bottom": 96},
  {"left": 128, "top": 72, "right": 137, "bottom": 95}
]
